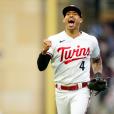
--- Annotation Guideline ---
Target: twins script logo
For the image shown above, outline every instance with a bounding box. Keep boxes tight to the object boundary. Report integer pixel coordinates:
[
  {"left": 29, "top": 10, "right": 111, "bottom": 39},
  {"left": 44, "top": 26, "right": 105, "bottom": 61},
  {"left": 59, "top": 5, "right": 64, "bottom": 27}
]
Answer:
[{"left": 57, "top": 45, "right": 90, "bottom": 64}]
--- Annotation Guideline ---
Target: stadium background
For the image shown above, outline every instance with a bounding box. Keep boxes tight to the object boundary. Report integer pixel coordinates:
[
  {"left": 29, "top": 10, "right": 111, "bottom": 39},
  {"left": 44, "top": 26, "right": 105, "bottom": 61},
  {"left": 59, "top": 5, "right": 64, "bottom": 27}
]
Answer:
[{"left": 0, "top": 0, "right": 114, "bottom": 114}]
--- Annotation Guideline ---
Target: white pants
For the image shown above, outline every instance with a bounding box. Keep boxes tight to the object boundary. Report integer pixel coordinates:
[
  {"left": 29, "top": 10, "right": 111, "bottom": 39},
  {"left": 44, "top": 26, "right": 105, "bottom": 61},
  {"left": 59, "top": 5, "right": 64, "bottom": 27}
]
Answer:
[{"left": 55, "top": 87, "right": 90, "bottom": 114}]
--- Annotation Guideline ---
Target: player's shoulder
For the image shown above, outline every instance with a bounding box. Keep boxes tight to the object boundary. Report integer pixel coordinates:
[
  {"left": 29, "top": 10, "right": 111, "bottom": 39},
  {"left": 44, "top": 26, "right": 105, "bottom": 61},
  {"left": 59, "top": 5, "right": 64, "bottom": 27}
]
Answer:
[
  {"left": 48, "top": 31, "right": 65, "bottom": 41},
  {"left": 82, "top": 31, "right": 98, "bottom": 42}
]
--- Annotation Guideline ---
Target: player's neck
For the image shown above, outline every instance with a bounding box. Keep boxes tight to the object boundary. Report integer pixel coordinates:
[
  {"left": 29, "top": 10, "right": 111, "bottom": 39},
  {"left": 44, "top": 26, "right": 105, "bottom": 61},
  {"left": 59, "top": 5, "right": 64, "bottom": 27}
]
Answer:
[{"left": 65, "top": 29, "right": 81, "bottom": 38}]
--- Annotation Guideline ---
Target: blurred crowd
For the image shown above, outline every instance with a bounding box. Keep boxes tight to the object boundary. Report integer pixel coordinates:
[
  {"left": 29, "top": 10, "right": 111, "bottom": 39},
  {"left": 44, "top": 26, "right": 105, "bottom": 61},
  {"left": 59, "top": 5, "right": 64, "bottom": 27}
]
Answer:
[{"left": 87, "top": 21, "right": 114, "bottom": 114}]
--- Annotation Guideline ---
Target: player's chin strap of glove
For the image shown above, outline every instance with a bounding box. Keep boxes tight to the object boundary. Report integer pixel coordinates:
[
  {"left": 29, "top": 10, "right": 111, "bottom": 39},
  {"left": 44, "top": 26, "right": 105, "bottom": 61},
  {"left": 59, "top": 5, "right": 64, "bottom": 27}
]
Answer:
[{"left": 88, "top": 72, "right": 107, "bottom": 96}]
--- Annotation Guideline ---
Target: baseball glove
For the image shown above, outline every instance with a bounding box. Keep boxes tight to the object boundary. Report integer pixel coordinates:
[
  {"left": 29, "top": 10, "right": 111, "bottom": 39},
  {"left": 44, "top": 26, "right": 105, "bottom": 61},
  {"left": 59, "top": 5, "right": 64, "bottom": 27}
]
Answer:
[{"left": 88, "top": 73, "right": 107, "bottom": 95}]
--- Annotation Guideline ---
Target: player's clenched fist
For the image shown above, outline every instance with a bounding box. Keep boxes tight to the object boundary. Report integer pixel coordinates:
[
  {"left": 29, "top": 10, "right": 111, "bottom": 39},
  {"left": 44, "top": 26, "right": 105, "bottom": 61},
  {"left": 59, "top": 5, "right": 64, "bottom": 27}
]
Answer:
[{"left": 41, "top": 39, "right": 52, "bottom": 55}]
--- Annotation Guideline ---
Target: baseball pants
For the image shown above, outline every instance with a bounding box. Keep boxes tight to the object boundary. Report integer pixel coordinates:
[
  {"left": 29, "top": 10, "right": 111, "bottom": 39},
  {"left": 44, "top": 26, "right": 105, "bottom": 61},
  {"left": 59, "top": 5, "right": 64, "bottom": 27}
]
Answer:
[{"left": 55, "top": 87, "right": 90, "bottom": 114}]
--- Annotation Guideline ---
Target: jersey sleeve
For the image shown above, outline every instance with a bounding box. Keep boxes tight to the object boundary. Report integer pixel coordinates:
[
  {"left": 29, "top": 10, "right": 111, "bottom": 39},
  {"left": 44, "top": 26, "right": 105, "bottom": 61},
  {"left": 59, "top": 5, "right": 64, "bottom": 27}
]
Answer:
[{"left": 91, "top": 36, "right": 100, "bottom": 58}]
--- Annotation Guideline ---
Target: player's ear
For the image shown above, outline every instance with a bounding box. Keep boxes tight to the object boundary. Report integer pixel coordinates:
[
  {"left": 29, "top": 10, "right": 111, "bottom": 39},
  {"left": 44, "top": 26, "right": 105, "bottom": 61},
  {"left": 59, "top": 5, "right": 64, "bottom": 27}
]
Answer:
[{"left": 80, "top": 18, "right": 83, "bottom": 23}]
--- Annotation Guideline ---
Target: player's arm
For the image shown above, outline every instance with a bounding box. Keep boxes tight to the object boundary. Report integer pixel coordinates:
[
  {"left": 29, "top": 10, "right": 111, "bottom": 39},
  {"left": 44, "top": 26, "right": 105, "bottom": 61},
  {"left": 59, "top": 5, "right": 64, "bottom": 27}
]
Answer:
[
  {"left": 91, "top": 36, "right": 103, "bottom": 77},
  {"left": 37, "top": 39, "right": 52, "bottom": 71},
  {"left": 89, "top": 57, "right": 107, "bottom": 94},
  {"left": 37, "top": 53, "right": 51, "bottom": 71},
  {"left": 91, "top": 56, "right": 102, "bottom": 77}
]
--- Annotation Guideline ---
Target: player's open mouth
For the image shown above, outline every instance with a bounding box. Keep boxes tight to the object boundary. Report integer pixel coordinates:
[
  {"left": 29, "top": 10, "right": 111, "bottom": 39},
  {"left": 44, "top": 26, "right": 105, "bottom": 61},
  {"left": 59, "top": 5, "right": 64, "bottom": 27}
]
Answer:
[{"left": 68, "top": 20, "right": 75, "bottom": 27}]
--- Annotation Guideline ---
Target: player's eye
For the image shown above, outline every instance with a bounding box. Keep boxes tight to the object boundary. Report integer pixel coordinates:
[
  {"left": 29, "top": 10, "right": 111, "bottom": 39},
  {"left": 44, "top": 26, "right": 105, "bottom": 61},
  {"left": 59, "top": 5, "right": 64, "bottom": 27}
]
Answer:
[
  {"left": 66, "top": 13, "right": 70, "bottom": 16},
  {"left": 73, "top": 13, "right": 77, "bottom": 15}
]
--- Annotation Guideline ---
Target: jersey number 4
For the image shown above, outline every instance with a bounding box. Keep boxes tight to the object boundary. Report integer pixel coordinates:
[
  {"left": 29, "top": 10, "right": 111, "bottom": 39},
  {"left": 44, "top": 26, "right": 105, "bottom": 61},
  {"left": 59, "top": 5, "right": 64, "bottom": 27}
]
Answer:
[{"left": 79, "top": 61, "right": 85, "bottom": 71}]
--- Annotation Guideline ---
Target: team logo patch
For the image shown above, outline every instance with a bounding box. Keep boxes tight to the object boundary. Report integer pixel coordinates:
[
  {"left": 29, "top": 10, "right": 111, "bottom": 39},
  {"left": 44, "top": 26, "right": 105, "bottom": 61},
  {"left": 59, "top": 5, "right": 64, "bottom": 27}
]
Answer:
[{"left": 57, "top": 45, "right": 90, "bottom": 64}]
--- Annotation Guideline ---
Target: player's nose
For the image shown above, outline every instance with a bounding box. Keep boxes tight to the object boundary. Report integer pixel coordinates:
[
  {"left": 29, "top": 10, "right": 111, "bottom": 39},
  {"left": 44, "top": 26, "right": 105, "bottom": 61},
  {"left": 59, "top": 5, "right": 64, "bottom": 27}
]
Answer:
[{"left": 69, "top": 13, "right": 73, "bottom": 17}]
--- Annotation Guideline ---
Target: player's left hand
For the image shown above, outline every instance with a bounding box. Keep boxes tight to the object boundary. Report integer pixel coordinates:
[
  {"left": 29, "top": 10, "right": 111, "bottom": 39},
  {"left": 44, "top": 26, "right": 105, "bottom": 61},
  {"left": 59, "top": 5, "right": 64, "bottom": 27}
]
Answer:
[{"left": 88, "top": 73, "right": 107, "bottom": 95}]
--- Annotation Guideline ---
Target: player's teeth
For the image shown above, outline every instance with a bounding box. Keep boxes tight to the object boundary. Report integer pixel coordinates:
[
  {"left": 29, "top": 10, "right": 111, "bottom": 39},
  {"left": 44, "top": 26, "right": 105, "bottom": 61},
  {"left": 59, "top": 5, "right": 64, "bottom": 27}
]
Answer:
[{"left": 69, "top": 21, "right": 74, "bottom": 23}]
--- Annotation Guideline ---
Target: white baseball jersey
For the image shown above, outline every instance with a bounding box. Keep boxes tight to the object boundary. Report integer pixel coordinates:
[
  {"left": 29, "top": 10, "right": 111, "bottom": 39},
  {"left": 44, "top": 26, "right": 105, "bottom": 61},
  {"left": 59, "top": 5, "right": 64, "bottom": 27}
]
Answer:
[{"left": 47, "top": 31, "right": 100, "bottom": 84}]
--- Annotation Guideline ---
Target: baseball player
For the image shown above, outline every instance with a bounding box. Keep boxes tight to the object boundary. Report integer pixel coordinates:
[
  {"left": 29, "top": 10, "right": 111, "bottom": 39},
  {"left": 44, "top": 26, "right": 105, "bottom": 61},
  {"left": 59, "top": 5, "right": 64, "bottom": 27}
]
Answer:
[{"left": 37, "top": 5, "right": 103, "bottom": 114}]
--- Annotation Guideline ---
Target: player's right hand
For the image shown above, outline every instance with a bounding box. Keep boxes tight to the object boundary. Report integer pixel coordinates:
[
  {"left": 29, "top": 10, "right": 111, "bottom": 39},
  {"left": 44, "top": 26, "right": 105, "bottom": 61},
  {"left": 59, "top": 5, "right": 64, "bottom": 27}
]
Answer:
[{"left": 41, "top": 39, "right": 52, "bottom": 55}]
